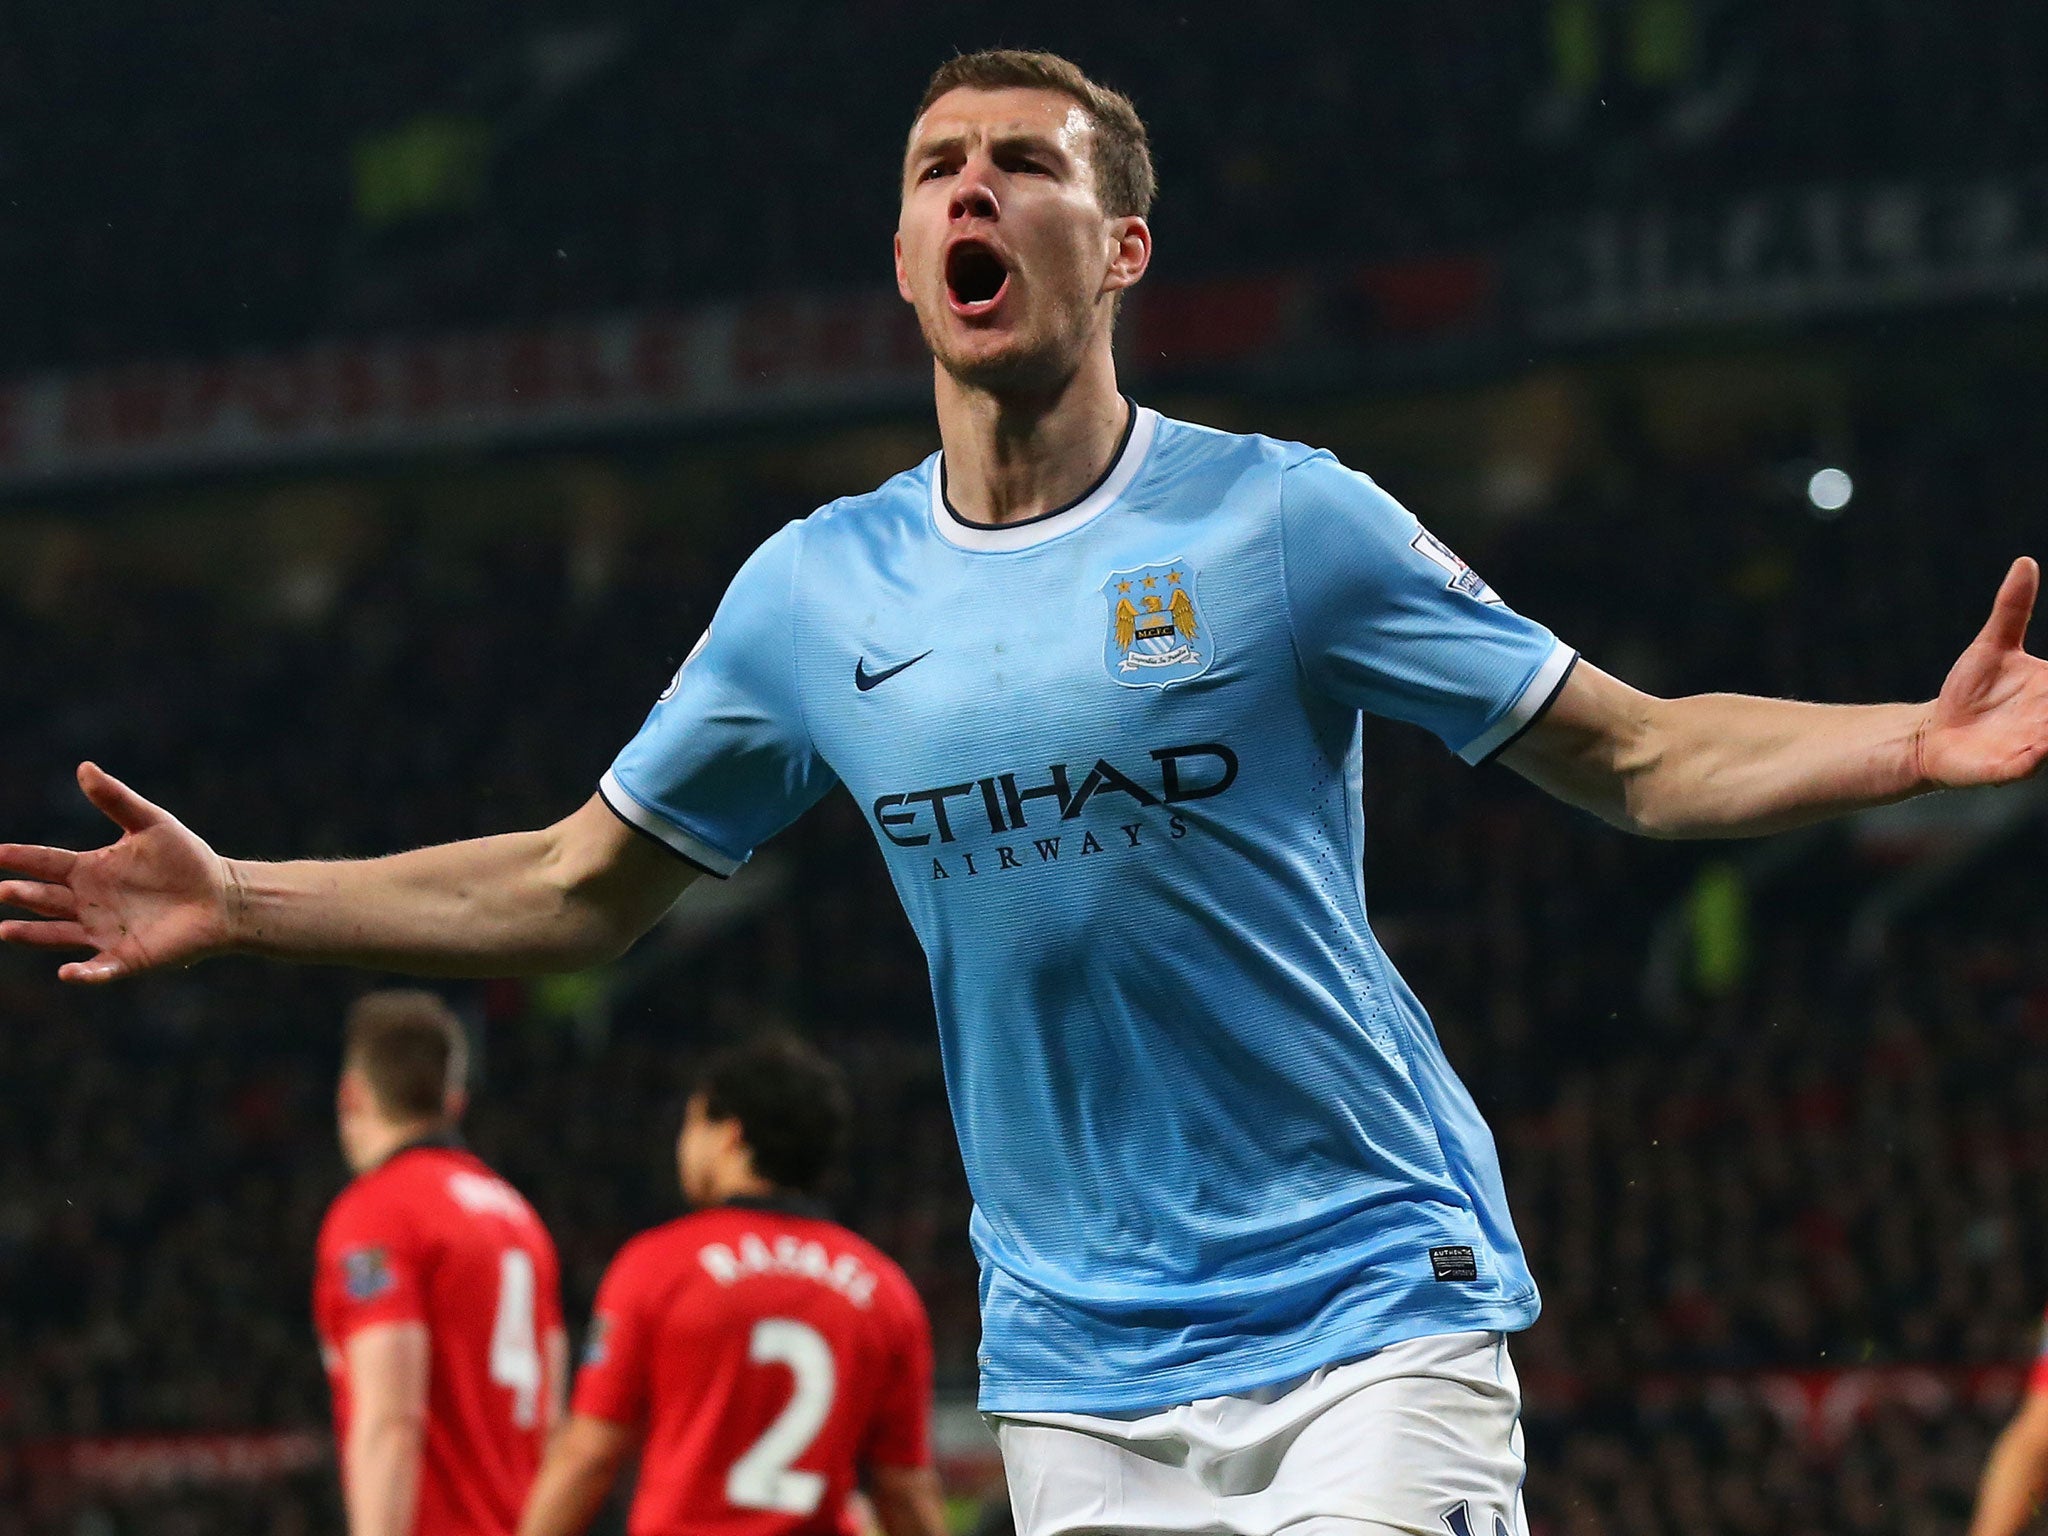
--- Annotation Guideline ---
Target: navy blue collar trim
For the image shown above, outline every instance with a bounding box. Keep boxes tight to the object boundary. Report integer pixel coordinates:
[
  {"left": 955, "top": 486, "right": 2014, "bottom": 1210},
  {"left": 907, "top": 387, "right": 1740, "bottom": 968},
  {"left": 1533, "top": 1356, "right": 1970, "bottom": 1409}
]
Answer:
[
  {"left": 940, "top": 396, "right": 1137, "bottom": 530},
  {"left": 373, "top": 1128, "right": 465, "bottom": 1172}
]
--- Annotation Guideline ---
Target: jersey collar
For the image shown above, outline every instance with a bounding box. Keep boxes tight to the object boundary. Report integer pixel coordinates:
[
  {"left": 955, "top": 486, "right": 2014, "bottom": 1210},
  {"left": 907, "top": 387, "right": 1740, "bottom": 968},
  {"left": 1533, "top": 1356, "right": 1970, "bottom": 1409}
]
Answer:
[
  {"left": 368, "top": 1127, "right": 465, "bottom": 1174},
  {"left": 930, "top": 402, "right": 1159, "bottom": 552},
  {"left": 721, "top": 1192, "right": 831, "bottom": 1221}
]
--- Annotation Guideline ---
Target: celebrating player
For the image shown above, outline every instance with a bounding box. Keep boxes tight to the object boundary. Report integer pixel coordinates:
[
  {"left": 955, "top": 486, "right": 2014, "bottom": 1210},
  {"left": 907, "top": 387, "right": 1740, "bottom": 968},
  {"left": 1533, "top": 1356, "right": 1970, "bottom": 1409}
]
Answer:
[
  {"left": 516, "top": 1034, "right": 944, "bottom": 1536},
  {"left": 317, "top": 991, "right": 567, "bottom": 1536},
  {"left": 5, "top": 47, "right": 2047, "bottom": 1535}
]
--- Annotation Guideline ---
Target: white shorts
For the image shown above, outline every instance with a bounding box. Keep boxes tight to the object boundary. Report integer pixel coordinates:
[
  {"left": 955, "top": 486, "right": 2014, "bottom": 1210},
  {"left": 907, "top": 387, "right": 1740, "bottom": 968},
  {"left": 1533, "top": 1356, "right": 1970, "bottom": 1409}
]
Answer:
[{"left": 991, "top": 1331, "right": 1527, "bottom": 1536}]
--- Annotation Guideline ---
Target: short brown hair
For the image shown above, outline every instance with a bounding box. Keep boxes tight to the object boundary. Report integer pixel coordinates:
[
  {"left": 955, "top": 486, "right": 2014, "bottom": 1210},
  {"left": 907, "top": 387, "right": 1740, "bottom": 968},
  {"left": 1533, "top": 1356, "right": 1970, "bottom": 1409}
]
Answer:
[
  {"left": 912, "top": 49, "right": 1155, "bottom": 220},
  {"left": 343, "top": 990, "right": 468, "bottom": 1121}
]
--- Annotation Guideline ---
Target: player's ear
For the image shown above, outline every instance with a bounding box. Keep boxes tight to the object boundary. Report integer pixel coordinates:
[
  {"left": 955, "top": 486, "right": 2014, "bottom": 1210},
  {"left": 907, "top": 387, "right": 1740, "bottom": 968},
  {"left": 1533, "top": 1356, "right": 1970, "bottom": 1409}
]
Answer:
[
  {"left": 717, "top": 1116, "right": 749, "bottom": 1159},
  {"left": 443, "top": 1084, "right": 469, "bottom": 1123},
  {"left": 1102, "top": 215, "right": 1151, "bottom": 298},
  {"left": 710, "top": 1115, "right": 754, "bottom": 1182},
  {"left": 894, "top": 230, "right": 914, "bottom": 305}
]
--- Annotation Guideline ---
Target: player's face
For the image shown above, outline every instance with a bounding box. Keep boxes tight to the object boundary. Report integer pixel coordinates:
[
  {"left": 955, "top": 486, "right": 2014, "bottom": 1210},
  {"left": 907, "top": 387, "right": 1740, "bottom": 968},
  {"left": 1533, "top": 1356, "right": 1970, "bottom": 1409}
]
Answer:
[
  {"left": 336, "top": 1070, "right": 374, "bottom": 1173},
  {"left": 896, "top": 86, "right": 1147, "bottom": 394},
  {"left": 677, "top": 1093, "right": 721, "bottom": 1207}
]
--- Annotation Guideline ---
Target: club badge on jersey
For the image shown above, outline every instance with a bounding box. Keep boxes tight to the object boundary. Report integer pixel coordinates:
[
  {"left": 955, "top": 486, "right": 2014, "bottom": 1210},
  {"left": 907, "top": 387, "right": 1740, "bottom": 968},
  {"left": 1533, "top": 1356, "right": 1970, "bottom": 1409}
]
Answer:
[{"left": 1101, "top": 560, "right": 1216, "bottom": 688}]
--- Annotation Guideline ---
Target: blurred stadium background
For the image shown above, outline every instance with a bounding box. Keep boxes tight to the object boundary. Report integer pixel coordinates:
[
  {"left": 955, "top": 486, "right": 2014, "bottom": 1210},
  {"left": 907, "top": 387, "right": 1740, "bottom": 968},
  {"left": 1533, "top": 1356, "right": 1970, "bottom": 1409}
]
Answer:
[{"left": 5, "top": 3, "right": 2048, "bottom": 1532}]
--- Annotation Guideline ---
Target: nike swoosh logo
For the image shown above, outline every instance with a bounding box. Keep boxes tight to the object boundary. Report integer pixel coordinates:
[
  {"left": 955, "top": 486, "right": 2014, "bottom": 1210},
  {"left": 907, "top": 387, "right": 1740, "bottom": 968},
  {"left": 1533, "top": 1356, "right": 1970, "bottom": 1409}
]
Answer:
[{"left": 855, "top": 651, "right": 931, "bottom": 692}]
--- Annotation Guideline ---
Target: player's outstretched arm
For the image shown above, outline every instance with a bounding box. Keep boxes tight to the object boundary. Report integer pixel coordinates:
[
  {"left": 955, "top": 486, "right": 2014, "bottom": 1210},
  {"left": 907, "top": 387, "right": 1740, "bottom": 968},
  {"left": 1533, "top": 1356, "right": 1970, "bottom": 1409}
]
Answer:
[
  {"left": 1503, "top": 557, "right": 2048, "bottom": 838},
  {"left": 516, "top": 1414, "right": 633, "bottom": 1536},
  {"left": 1970, "top": 1390, "right": 2048, "bottom": 1536},
  {"left": 0, "top": 764, "right": 697, "bottom": 983}
]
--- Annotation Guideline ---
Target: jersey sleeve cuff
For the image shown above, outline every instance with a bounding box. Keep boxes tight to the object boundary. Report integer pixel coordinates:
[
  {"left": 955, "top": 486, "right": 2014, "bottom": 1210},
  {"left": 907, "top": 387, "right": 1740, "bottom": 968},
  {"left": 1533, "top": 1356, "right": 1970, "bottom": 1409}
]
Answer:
[
  {"left": 598, "top": 771, "right": 744, "bottom": 878},
  {"left": 568, "top": 1392, "right": 641, "bottom": 1427},
  {"left": 1458, "top": 642, "right": 1579, "bottom": 767},
  {"left": 330, "top": 1307, "right": 429, "bottom": 1345}
]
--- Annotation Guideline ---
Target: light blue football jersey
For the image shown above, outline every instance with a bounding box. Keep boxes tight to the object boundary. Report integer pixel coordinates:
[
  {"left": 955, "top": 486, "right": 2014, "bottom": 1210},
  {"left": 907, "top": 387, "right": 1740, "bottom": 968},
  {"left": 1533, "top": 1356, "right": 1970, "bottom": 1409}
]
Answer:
[{"left": 602, "top": 405, "right": 1577, "bottom": 1413}]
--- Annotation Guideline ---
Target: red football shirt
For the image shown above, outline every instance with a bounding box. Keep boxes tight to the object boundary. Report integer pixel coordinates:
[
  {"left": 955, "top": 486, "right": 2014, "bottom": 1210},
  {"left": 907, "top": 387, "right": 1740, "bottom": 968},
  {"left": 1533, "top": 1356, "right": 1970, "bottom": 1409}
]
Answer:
[
  {"left": 572, "top": 1199, "right": 933, "bottom": 1536},
  {"left": 315, "top": 1141, "right": 564, "bottom": 1536}
]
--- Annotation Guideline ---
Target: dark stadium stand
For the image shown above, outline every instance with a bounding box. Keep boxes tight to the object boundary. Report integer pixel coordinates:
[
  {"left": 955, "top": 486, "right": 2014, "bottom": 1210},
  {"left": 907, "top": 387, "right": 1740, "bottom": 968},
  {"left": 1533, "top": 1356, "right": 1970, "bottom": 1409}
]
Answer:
[{"left": 6, "top": 3, "right": 2048, "bottom": 372}]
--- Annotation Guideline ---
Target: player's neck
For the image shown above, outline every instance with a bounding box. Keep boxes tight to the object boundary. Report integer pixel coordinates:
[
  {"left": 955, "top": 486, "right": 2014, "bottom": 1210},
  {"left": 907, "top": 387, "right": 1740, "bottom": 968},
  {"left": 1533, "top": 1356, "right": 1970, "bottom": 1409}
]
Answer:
[
  {"left": 933, "top": 349, "right": 1129, "bottom": 527},
  {"left": 705, "top": 1166, "right": 780, "bottom": 1204},
  {"left": 351, "top": 1116, "right": 451, "bottom": 1174}
]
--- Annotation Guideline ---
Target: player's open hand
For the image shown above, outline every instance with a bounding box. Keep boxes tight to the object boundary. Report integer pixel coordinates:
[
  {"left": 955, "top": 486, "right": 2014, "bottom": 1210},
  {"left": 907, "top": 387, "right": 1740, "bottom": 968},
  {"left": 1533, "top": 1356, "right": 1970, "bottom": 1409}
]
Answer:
[
  {"left": 0, "top": 763, "right": 236, "bottom": 984},
  {"left": 1918, "top": 556, "right": 2048, "bottom": 790}
]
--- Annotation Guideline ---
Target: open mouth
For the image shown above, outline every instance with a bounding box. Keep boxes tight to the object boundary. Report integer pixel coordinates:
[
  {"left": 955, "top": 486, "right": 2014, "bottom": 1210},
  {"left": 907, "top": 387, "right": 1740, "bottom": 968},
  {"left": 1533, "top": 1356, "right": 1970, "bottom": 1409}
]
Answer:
[{"left": 945, "top": 240, "right": 1010, "bottom": 314}]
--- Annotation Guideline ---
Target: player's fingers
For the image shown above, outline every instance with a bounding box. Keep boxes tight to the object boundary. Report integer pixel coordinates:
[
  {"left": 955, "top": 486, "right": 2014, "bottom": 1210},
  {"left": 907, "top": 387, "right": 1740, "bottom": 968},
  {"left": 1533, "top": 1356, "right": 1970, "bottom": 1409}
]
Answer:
[
  {"left": 77, "top": 762, "right": 165, "bottom": 836},
  {"left": 0, "top": 919, "right": 92, "bottom": 951},
  {"left": 0, "top": 880, "right": 78, "bottom": 919},
  {"left": 58, "top": 951, "right": 131, "bottom": 984},
  {"left": 0, "top": 843, "right": 79, "bottom": 881},
  {"left": 1980, "top": 556, "right": 2040, "bottom": 653}
]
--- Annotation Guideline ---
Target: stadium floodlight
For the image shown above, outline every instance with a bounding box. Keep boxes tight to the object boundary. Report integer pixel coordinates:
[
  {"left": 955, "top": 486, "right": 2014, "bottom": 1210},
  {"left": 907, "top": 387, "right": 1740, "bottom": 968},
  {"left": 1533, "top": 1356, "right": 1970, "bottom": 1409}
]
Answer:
[{"left": 1807, "top": 467, "right": 1854, "bottom": 516}]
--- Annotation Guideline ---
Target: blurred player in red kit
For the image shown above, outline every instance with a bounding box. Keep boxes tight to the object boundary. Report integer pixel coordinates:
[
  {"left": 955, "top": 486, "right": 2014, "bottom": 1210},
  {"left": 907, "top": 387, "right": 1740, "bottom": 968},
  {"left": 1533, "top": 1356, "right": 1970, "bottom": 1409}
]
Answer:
[
  {"left": 316, "top": 991, "right": 568, "bottom": 1536},
  {"left": 517, "top": 1034, "right": 947, "bottom": 1536}
]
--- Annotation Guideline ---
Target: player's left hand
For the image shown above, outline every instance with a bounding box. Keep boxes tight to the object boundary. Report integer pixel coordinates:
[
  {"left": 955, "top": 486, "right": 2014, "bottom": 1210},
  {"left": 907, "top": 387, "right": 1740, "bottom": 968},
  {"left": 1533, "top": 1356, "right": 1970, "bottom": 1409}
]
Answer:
[{"left": 1918, "top": 556, "right": 2048, "bottom": 789}]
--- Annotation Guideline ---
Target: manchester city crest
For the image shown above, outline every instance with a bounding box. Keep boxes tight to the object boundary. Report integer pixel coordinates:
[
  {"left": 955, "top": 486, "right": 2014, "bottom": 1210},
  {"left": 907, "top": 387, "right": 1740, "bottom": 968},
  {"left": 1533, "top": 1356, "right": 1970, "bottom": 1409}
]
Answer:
[{"left": 1100, "top": 560, "right": 1216, "bottom": 688}]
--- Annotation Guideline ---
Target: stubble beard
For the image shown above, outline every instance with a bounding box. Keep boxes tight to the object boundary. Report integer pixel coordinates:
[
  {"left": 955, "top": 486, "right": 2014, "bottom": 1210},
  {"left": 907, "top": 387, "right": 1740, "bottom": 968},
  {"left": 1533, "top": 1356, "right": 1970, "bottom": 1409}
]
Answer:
[{"left": 921, "top": 288, "right": 1098, "bottom": 400}]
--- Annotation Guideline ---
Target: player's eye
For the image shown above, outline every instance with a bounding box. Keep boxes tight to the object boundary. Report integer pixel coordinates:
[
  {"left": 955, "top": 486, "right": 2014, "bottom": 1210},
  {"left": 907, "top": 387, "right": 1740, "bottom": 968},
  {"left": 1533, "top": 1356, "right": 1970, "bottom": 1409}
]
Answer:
[{"left": 918, "top": 161, "right": 950, "bottom": 182}]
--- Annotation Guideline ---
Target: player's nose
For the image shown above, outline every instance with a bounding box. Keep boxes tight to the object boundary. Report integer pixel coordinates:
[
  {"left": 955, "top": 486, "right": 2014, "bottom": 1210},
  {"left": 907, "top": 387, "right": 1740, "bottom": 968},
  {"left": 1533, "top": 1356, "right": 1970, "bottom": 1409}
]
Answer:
[{"left": 949, "top": 160, "right": 1000, "bottom": 223}]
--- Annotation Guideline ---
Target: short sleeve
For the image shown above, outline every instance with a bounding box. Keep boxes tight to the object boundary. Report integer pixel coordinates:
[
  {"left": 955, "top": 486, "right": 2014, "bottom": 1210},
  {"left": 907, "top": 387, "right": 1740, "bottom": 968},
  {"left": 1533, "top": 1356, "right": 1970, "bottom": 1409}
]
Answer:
[
  {"left": 1279, "top": 452, "right": 1577, "bottom": 764},
  {"left": 601, "top": 522, "right": 838, "bottom": 876},
  {"left": 2029, "top": 1311, "right": 2048, "bottom": 1395},
  {"left": 860, "top": 1279, "right": 934, "bottom": 1470},
  {"left": 318, "top": 1204, "right": 426, "bottom": 1344},
  {"left": 570, "top": 1253, "right": 652, "bottom": 1427}
]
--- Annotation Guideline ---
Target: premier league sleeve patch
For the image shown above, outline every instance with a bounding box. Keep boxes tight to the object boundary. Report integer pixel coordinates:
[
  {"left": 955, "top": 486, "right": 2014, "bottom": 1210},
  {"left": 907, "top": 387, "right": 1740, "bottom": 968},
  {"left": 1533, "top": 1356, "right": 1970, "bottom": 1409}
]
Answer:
[
  {"left": 1101, "top": 560, "right": 1216, "bottom": 689},
  {"left": 340, "top": 1246, "right": 396, "bottom": 1303},
  {"left": 581, "top": 1314, "right": 613, "bottom": 1368},
  {"left": 1409, "top": 528, "right": 1503, "bottom": 605},
  {"left": 656, "top": 625, "right": 712, "bottom": 702}
]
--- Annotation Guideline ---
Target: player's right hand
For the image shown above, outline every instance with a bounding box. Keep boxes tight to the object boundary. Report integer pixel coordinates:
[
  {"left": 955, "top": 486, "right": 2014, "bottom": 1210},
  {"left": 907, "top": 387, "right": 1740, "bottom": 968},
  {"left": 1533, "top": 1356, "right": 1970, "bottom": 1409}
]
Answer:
[{"left": 0, "top": 763, "right": 235, "bottom": 984}]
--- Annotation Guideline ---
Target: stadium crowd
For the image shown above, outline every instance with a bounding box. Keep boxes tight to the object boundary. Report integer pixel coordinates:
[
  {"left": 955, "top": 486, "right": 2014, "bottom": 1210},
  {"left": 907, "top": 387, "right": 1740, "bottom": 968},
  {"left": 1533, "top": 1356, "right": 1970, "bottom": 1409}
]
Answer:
[
  {"left": 9, "top": 1, "right": 2048, "bottom": 372},
  {"left": 2, "top": 348, "right": 2046, "bottom": 1536}
]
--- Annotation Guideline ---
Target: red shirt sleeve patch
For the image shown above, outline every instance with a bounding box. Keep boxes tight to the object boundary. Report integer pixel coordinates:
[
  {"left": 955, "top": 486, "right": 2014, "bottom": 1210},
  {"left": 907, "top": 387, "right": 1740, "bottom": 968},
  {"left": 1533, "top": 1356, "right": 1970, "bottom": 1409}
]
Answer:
[
  {"left": 318, "top": 1193, "right": 427, "bottom": 1343},
  {"left": 341, "top": 1245, "right": 396, "bottom": 1302}
]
